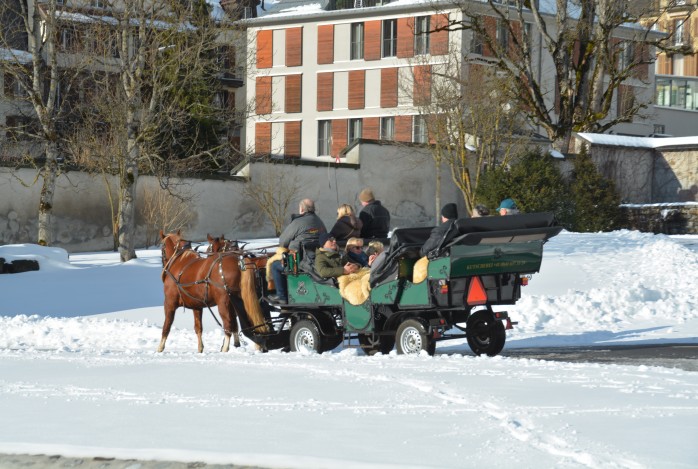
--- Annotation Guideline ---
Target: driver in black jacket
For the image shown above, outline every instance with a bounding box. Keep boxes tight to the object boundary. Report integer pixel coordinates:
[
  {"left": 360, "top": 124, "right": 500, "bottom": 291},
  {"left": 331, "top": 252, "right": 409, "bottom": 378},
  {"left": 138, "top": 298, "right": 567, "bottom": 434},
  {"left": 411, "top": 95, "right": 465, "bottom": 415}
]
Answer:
[{"left": 420, "top": 203, "right": 459, "bottom": 257}]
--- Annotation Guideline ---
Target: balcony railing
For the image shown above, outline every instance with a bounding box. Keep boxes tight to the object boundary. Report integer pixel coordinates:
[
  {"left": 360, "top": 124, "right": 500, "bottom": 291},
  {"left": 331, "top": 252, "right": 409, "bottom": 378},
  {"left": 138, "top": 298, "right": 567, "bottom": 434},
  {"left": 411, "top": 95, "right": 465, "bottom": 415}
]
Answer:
[{"left": 330, "top": 0, "right": 391, "bottom": 11}]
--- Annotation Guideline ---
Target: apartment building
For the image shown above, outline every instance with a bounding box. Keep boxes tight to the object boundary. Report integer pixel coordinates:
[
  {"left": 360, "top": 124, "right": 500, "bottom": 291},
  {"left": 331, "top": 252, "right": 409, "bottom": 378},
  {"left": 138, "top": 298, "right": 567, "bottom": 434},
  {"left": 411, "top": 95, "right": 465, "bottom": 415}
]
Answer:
[{"left": 244, "top": 0, "right": 657, "bottom": 161}]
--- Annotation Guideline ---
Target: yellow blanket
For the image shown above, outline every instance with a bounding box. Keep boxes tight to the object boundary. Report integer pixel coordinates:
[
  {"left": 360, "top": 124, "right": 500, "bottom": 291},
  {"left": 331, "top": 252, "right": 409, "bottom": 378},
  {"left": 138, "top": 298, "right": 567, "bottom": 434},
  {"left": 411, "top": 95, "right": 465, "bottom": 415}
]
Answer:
[
  {"left": 338, "top": 268, "right": 372, "bottom": 306},
  {"left": 266, "top": 247, "right": 288, "bottom": 281},
  {"left": 412, "top": 256, "right": 429, "bottom": 284}
]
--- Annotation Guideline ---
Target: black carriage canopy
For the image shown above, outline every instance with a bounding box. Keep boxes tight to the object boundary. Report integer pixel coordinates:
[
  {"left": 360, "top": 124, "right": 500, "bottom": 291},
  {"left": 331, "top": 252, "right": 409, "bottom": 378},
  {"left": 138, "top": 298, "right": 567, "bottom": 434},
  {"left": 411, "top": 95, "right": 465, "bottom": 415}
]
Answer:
[{"left": 369, "top": 212, "right": 562, "bottom": 286}]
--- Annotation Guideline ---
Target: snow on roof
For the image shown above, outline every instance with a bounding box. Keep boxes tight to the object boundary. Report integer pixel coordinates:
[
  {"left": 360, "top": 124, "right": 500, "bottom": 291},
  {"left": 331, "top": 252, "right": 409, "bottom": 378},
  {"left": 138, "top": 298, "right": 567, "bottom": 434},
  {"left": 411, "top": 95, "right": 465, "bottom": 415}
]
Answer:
[
  {"left": 577, "top": 132, "right": 698, "bottom": 149},
  {"left": 0, "top": 48, "right": 33, "bottom": 64}
]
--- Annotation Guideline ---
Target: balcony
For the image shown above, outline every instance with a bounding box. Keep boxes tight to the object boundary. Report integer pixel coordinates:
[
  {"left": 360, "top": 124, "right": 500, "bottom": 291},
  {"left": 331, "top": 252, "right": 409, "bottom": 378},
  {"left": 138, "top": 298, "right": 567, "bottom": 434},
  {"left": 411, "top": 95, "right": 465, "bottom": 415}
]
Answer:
[{"left": 329, "top": 0, "right": 391, "bottom": 11}]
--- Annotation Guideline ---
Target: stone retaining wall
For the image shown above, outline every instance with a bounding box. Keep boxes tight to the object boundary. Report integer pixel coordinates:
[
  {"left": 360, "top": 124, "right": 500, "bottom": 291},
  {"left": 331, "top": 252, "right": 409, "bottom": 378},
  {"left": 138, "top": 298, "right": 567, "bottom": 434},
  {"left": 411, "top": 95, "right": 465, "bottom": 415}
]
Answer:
[{"left": 620, "top": 204, "right": 698, "bottom": 234}]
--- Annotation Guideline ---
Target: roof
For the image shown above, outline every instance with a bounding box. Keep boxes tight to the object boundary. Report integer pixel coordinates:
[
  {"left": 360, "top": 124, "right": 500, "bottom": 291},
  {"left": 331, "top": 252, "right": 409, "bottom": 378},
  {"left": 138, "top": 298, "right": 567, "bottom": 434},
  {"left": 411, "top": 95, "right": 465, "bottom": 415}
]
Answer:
[{"left": 576, "top": 132, "right": 698, "bottom": 149}]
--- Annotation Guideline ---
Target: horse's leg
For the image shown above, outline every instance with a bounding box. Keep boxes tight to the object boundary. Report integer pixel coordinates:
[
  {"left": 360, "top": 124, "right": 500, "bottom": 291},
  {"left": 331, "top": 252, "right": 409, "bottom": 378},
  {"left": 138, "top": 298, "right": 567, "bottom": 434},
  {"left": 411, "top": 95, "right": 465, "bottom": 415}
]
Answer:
[
  {"left": 193, "top": 308, "right": 204, "bottom": 353},
  {"left": 158, "top": 296, "right": 177, "bottom": 353},
  {"left": 218, "top": 297, "right": 239, "bottom": 352}
]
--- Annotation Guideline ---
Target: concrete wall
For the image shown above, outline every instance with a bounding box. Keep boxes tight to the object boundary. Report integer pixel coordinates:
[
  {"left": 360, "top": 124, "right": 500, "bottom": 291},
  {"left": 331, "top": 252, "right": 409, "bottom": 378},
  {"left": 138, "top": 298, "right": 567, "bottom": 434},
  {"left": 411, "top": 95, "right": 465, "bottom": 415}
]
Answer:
[{"left": 0, "top": 141, "right": 464, "bottom": 252}]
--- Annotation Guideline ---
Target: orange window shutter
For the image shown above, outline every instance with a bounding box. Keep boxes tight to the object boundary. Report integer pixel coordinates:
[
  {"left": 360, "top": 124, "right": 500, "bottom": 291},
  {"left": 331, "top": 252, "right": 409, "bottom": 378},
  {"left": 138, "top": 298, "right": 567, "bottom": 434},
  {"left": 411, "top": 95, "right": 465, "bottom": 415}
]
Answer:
[
  {"left": 286, "top": 27, "right": 303, "bottom": 67},
  {"left": 331, "top": 119, "right": 348, "bottom": 158},
  {"left": 381, "top": 67, "right": 398, "bottom": 108},
  {"left": 395, "top": 115, "right": 412, "bottom": 142},
  {"left": 284, "top": 121, "right": 302, "bottom": 157},
  {"left": 483, "top": 16, "right": 496, "bottom": 57},
  {"left": 257, "top": 30, "right": 273, "bottom": 69},
  {"left": 285, "top": 74, "right": 302, "bottom": 113},
  {"left": 255, "top": 122, "right": 272, "bottom": 156},
  {"left": 397, "top": 17, "right": 414, "bottom": 58},
  {"left": 348, "top": 70, "right": 365, "bottom": 110},
  {"left": 363, "top": 117, "right": 380, "bottom": 140},
  {"left": 430, "top": 14, "right": 449, "bottom": 56},
  {"left": 317, "top": 72, "right": 334, "bottom": 111},
  {"left": 318, "top": 24, "right": 334, "bottom": 64},
  {"left": 255, "top": 76, "right": 272, "bottom": 115},
  {"left": 413, "top": 65, "right": 431, "bottom": 106},
  {"left": 365, "top": 20, "right": 381, "bottom": 60}
]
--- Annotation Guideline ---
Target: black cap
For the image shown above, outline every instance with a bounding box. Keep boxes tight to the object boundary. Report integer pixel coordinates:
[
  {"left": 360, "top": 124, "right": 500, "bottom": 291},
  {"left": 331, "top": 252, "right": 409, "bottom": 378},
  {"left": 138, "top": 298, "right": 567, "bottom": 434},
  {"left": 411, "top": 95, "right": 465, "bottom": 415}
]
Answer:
[
  {"left": 441, "top": 203, "right": 458, "bottom": 220},
  {"left": 319, "top": 232, "right": 335, "bottom": 246}
]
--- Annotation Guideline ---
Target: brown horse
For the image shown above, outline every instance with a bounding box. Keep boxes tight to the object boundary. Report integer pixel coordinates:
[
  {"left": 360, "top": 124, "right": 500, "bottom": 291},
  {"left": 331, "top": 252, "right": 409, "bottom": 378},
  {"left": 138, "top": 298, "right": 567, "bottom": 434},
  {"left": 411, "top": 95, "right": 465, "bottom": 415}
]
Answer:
[
  {"left": 159, "top": 230, "right": 269, "bottom": 353},
  {"left": 206, "top": 234, "right": 238, "bottom": 254}
]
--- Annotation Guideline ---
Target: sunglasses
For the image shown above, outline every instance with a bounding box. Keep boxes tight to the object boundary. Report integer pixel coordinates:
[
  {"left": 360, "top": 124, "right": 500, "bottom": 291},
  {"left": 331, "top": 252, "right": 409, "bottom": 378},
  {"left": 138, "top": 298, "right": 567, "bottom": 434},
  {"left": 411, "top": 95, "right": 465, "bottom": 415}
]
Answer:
[{"left": 350, "top": 246, "right": 363, "bottom": 251}]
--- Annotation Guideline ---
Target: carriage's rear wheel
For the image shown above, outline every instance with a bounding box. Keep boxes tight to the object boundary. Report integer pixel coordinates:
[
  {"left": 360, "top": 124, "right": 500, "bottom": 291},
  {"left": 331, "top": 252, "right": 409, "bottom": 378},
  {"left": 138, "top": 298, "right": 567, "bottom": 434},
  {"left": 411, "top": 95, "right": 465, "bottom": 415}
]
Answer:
[
  {"left": 290, "top": 320, "right": 323, "bottom": 353},
  {"left": 396, "top": 319, "right": 435, "bottom": 356},
  {"left": 466, "top": 310, "right": 506, "bottom": 356},
  {"left": 358, "top": 333, "right": 395, "bottom": 356}
]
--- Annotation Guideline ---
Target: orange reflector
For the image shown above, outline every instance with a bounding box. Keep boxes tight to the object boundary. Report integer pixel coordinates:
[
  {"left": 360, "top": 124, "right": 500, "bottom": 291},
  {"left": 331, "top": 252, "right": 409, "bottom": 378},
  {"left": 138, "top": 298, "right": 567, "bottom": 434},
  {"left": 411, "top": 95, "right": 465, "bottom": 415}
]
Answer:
[
  {"left": 466, "top": 276, "right": 488, "bottom": 305},
  {"left": 440, "top": 285, "right": 449, "bottom": 294},
  {"left": 521, "top": 277, "right": 529, "bottom": 286}
]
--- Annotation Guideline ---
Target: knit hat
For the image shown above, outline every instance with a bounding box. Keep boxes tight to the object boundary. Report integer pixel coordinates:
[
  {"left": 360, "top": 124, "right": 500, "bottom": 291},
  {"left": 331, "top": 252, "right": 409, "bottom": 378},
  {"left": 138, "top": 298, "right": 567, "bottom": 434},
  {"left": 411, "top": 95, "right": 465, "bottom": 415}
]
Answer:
[
  {"left": 359, "top": 188, "right": 375, "bottom": 203},
  {"left": 319, "top": 232, "right": 335, "bottom": 246},
  {"left": 441, "top": 203, "right": 458, "bottom": 220},
  {"left": 497, "top": 198, "right": 517, "bottom": 210}
]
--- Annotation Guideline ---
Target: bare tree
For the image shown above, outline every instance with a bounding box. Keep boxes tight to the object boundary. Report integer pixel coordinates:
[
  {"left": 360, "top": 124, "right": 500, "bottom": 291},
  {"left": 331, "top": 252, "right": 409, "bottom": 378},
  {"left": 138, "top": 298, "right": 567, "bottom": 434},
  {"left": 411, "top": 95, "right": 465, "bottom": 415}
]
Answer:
[
  {"left": 141, "top": 185, "right": 196, "bottom": 248},
  {"left": 241, "top": 159, "right": 305, "bottom": 236},
  {"left": 439, "top": 0, "right": 690, "bottom": 150},
  {"left": 0, "top": 0, "right": 90, "bottom": 245}
]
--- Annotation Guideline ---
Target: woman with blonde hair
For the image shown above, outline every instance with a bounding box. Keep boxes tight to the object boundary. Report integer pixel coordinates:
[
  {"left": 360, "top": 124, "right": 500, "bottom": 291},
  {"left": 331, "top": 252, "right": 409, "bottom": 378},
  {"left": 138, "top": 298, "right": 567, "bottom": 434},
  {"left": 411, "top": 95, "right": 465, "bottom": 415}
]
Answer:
[
  {"left": 330, "top": 203, "right": 362, "bottom": 245},
  {"left": 345, "top": 237, "right": 369, "bottom": 267}
]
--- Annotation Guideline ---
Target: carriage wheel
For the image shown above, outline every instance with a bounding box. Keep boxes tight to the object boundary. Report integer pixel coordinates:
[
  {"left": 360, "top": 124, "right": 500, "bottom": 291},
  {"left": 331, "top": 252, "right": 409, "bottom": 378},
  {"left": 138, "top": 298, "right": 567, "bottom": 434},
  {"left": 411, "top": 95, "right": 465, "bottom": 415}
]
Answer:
[
  {"left": 290, "top": 320, "right": 323, "bottom": 354},
  {"left": 396, "top": 319, "right": 435, "bottom": 356},
  {"left": 466, "top": 310, "right": 506, "bottom": 357},
  {"left": 358, "top": 333, "right": 395, "bottom": 356}
]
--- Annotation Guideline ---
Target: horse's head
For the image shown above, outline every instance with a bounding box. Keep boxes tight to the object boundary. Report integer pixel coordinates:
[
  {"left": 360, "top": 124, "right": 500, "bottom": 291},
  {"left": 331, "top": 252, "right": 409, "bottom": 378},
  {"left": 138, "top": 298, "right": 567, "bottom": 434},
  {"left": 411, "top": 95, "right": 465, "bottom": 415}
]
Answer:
[
  {"left": 160, "top": 230, "right": 190, "bottom": 266},
  {"left": 207, "top": 233, "right": 238, "bottom": 253}
]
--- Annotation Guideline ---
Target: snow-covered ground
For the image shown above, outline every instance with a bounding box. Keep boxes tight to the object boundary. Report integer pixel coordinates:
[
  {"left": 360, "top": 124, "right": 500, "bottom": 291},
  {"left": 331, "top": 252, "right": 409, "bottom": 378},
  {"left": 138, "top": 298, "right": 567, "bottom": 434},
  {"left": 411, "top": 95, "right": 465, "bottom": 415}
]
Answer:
[{"left": 0, "top": 230, "right": 697, "bottom": 468}]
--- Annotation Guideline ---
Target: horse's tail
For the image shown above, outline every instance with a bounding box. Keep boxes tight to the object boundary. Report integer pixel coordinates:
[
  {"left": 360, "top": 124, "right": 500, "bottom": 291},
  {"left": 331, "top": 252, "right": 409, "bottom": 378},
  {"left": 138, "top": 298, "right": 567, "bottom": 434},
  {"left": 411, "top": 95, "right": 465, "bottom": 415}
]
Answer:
[{"left": 240, "top": 260, "right": 269, "bottom": 333}]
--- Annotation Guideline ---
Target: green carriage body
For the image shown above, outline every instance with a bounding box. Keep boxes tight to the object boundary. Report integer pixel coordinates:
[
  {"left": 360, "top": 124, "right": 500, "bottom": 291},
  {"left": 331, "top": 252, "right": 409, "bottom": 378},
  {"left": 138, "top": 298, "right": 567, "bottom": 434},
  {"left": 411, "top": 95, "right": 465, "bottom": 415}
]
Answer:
[{"left": 257, "top": 213, "right": 562, "bottom": 356}]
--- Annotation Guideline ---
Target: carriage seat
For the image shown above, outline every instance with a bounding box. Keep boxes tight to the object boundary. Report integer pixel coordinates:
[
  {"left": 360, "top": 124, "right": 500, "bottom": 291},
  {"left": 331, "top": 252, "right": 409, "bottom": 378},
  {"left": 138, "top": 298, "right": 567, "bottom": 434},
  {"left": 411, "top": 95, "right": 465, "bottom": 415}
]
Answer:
[
  {"left": 370, "top": 227, "right": 433, "bottom": 287},
  {"left": 297, "top": 242, "right": 335, "bottom": 286}
]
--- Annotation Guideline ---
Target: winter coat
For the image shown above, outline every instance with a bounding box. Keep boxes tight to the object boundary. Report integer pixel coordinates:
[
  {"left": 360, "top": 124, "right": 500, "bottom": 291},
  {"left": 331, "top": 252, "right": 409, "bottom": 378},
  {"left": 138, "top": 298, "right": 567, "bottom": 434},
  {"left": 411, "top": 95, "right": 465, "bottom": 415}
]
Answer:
[
  {"left": 314, "top": 249, "right": 348, "bottom": 278},
  {"left": 359, "top": 200, "right": 391, "bottom": 239},
  {"left": 347, "top": 249, "right": 369, "bottom": 267},
  {"left": 330, "top": 216, "right": 362, "bottom": 244},
  {"left": 420, "top": 219, "right": 458, "bottom": 257},
  {"left": 278, "top": 212, "right": 327, "bottom": 252}
]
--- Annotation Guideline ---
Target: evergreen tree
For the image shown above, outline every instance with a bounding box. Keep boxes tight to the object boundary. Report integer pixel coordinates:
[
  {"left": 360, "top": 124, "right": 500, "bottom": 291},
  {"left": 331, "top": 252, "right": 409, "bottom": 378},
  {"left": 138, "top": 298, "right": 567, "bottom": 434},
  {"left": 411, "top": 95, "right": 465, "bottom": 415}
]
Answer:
[{"left": 569, "top": 147, "right": 621, "bottom": 232}]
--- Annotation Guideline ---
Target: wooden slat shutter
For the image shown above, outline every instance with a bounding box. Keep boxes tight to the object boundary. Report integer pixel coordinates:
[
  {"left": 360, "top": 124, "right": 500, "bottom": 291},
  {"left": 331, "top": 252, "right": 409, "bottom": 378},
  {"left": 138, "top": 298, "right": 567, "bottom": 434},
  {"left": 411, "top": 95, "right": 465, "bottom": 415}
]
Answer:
[
  {"left": 285, "top": 74, "right": 302, "bottom": 113},
  {"left": 396, "top": 115, "right": 412, "bottom": 143},
  {"left": 483, "top": 17, "right": 496, "bottom": 57},
  {"left": 397, "top": 17, "right": 414, "bottom": 58},
  {"left": 317, "top": 72, "right": 333, "bottom": 111},
  {"left": 317, "top": 24, "right": 334, "bottom": 64},
  {"left": 255, "top": 122, "right": 271, "bottom": 156},
  {"left": 634, "top": 43, "right": 649, "bottom": 81},
  {"left": 348, "top": 70, "right": 365, "bottom": 110},
  {"left": 430, "top": 14, "right": 449, "bottom": 56},
  {"left": 286, "top": 27, "right": 303, "bottom": 67},
  {"left": 285, "top": 121, "right": 301, "bottom": 158},
  {"left": 363, "top": 117, "right": 379, "bottom": 140},
  {"left": 331, "top": 118, "right": 348, "bottom": 158},
  {"left": 413, "top": 65, "right": 431, "bottom": 106},
  {"left": 381, "top": 67, "right": 398, "bottom": 108},
  {"left": 257, "top": 30, "right": 272, "bottom": 69},
  {"left": 365, "top": 20, "right": 381, "bottom": 60},
  {"left": 255, "top": 76, "right": 272, "bottom": 115}
]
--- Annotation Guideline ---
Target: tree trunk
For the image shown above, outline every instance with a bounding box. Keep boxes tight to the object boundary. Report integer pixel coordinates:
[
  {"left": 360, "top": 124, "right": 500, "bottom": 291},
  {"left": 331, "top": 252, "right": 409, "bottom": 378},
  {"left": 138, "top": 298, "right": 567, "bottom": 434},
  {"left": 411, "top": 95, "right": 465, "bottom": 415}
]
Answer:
[
  {"left": 37, "top": 141, "right": 59, "bottom": 246},
  {"left": 118, "top": 121, "right": 139, "bottom": 262}
]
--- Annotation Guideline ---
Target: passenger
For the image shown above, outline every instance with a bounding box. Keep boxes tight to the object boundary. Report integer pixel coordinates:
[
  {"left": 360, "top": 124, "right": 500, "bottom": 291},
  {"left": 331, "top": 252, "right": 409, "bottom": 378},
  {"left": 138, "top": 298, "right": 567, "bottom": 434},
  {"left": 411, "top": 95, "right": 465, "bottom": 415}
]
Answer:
[
  {"left": 497, "top": 198, "right": 520, "bottom": 216},
  {"left": 420, "top": 203, "right": 459, "bottom": 257},
  {"left": 345, "top": 237, "right": 369, "bottom": 267},
  {"left": 329, "top": 203, "right": 362, "bottom": 245},
  {"left": 366, "top": 240, "right": 384, "bottom": 267},
  {"left": 315, "top": 233, "right": 360, "bottom": 278},
  {"left": 472, "top": 204, "right": 490, "bottom": 217},
  {"left": 358, "top": 187, "right": 391, "bottom": 239},
  {"left": 269, "top": 198, "right": 327, "bottom": 304}
]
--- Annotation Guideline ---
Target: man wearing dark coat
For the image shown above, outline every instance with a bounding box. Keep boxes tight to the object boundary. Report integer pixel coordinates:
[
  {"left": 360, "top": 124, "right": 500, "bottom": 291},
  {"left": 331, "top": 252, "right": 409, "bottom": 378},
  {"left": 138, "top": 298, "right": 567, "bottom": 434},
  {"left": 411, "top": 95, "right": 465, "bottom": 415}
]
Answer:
[
  {"left": 420, "top": 203, "right": 459, "bottom": 257},
  {"left": 358, "top": 188, "right": 391, "bottom": 239},
  {"left": 314, "top": 233, "right": 359, "bottom": 278}
]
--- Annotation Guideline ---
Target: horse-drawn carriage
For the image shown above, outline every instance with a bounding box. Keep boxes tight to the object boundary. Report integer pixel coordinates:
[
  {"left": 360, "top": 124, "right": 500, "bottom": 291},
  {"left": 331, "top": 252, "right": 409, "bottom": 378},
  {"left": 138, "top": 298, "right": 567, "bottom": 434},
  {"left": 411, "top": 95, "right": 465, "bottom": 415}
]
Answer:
[{"left": 160, "top": 213, "right": 561, "bottom": 356}]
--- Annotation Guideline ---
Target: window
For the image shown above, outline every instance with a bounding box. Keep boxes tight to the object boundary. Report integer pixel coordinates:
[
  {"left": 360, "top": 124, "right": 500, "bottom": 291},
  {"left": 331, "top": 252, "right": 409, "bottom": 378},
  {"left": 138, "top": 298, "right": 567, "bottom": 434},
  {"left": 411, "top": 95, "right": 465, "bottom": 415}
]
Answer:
[
  {"left": 348, "top": 118, "right": 362, "bottom": 143},
  {"left": 470, "top": 30, "right": 483, "bottom": 55},
  {"left": 5, "top": 116, "right": 38, "bottom": 141},
  {"left": 91, "top": 0, "right": 105, "bottom": 8},
  {"left": 496, "top": 20, "right": 508, "bottom": 50},
  {"left": 351, "top": 22, "right": 364, "bottom": 60},
  {"left": 318, "top": 120, "right": 332, "bottom": 155},
  {"left": 382, "top": 19, "right": 397, "bottom": 57},
  {"left": 413, "top": 115, "right": 427, "bottom": 143},
  {"left": 653, "top": 124, "right": 666, "bottom": 135},
  {"left": 619, "top": 41, "right": 634, "bottom": 70},
  {"left": 3, "top": 73, "right": 27, "bottom": 97},
  {"left": 674, "top": 19, "right": 685, "bottom": 46},
  {"left": 380, "top": 117, "right": 394, "bottom": 140},
  {"left": 414, "top": 16, "right": 430, "bottom": 55}
]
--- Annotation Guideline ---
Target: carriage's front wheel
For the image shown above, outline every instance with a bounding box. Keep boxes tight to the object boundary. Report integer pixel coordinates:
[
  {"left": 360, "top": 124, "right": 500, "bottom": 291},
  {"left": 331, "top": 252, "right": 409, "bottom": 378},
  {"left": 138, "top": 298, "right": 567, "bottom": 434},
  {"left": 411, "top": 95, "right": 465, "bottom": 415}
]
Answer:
[{"left": 290, "top": 320, "right": 323, "bottom": 353}]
